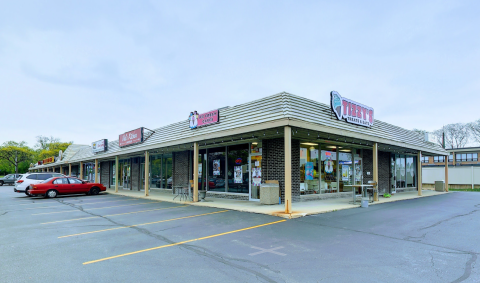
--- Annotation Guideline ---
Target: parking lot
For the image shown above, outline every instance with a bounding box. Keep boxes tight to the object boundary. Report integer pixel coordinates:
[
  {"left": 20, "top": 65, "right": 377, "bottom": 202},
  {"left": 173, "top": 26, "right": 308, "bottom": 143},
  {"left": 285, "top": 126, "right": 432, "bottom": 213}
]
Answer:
[{"left": 1, "top": 186, "right": 479, "bottom": 283}]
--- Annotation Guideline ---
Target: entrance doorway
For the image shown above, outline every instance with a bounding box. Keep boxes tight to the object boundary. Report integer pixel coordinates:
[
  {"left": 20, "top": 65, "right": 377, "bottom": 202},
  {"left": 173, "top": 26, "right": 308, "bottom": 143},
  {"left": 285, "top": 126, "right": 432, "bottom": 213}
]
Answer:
[{"left": 122, "top": 164, "right": 131, "bottom": 190}]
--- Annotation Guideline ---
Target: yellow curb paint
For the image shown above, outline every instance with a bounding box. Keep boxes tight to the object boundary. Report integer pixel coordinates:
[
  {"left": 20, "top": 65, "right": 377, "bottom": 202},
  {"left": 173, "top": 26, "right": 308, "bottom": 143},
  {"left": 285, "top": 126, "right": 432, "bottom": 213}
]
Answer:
[
  {"left": 59, "top": 210, "right": 229, "bottom": 238},
  {"left": 32, "top": 201, "right": 162, "bottom": 215},
  {"left": 40, "top": 205, "right": 188, "bottom": 224},
  {"left": 83, "top": 219, "right": 286, "bottom": 265}
]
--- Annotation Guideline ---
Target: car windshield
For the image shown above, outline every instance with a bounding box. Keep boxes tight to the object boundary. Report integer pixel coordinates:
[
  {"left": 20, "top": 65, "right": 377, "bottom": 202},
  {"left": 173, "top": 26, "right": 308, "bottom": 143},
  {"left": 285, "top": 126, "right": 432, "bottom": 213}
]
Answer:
[{"left": 41, "top": 177, "right": 55, "bottom": 184}]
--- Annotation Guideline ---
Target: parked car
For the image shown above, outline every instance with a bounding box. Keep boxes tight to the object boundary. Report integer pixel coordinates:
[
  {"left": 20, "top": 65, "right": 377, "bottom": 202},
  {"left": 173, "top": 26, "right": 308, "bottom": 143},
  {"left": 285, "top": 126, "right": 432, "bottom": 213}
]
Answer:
[
  {"left": 29, "top": 176, "right": 106, "bottom": 198},
  {"left": 14, "top": 172, "right": 65, "bottom": 196},
  {"left": 0, "top": 174, "right": 22, "bottom": 186}
]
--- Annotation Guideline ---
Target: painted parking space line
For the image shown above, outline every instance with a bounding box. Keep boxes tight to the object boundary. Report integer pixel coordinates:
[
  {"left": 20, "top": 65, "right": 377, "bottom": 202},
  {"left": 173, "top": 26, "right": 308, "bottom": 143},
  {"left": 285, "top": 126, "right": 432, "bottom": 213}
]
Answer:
[
  {"left": 7, "top": 198, "right": 141, "bottom": 209},
  {"left": 59, "top": 210, "right": 229, "bottom": 238},
  {"left": 83, "top": 220, "right": 286, "bottom": 265},
  {"left": 32, "top": 201, "right": 162, "bottom": 215},
  {"left": 13, "top": 197, "right": 131, "bottom": 206},
  {"left": 40, "top": 205, "right": 189, "bottom": 224}
]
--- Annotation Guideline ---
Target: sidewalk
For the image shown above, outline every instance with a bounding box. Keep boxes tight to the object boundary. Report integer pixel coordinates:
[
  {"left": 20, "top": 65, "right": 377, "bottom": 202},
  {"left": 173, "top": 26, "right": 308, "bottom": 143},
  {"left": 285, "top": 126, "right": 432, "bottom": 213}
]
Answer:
[{"left": 105, "top": 188, "right": 448, "bottom": 219}]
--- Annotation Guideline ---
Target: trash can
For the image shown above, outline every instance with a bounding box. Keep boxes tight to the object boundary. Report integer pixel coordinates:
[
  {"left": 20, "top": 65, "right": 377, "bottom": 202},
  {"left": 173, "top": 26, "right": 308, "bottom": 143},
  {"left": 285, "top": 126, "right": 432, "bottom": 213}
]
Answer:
[
  {"left": 260, "top": 183, "right": 280, "bottom": 205},
  {"left": 361, "top": 197, "right": 369, "bottom": 208},
  {"left": 435, "top": 180, "right": 445, "bottom": 192}
]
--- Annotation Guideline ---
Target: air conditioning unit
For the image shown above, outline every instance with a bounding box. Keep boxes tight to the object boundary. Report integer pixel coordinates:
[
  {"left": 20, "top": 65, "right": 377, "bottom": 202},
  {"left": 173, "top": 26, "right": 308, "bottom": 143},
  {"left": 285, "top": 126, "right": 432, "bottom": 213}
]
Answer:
[{"left": 424, "top": 132, "right": 434, "bottom": 143}]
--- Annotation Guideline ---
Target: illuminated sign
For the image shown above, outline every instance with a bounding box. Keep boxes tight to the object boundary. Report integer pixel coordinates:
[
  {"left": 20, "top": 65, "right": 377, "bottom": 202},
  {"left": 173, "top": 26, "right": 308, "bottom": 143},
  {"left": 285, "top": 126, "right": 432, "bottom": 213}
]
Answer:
[
  {"left": 43, "top": 157, "right": 55, "bottom": 165},
  {"left": 189, "top": 109, "right": 219, "bottom": 129},
  {"left": 330, "top": 91, "right": 374, "bottom": 127},
  {"left": 119, "top": 128, "right": 144, "bottom": 147},
  {"left": 92, "top": 139, "right": 108, "bottom": 153}
]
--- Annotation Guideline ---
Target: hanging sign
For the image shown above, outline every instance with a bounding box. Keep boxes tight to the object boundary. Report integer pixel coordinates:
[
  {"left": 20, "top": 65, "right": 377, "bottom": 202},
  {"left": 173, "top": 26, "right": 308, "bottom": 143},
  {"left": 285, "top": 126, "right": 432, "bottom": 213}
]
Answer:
[
  {"left": 331, "top": 91, "right": 374, "bottom": 127},
  {"left": 119, "top": 128, "right": 144, "bottom": 147},
  {"left": 92, "top": 139, "right": 108, "bottom": 153},
  {"left": 189, "top": 109, "right": 219, "bottom": 129}
]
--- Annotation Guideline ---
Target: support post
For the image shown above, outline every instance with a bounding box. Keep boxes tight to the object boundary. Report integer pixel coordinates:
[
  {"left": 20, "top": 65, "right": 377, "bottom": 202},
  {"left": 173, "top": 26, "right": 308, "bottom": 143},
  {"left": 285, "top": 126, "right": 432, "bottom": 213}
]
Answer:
[
  {"left": 95, "top": 159, "right": 99, "bottom": 183},
  {"left": 79, "top": 162, "right": 83, "bottom": 180},
  {"left": 145, "top": 151, "right": 150, "bottom": 196},
  {"left": 373, "top": 143, "right": 379, "bottom": 201},
  {"left": 42, "top": 168, "right": 45, "bottom": 172},
  {"left": 115, "top": 156, "right": 119, "bottom": 193},
  {"left": 444, "top": 157, "right": 449, "bottom": 192},
  {"left": 68, "top": 164, "right": 72, "bottom": 176},
  {"left": 193, "top": 142, "right": 199, "bottom": 202},
  {"left": 284, "top": 126, "right": 292, "bottom": 214},
  {"left": 60, "top": 166, "right": 63, "bottom": 175},
  {"left": 417, "top": 151, "right": 422, "bottom": 196}
]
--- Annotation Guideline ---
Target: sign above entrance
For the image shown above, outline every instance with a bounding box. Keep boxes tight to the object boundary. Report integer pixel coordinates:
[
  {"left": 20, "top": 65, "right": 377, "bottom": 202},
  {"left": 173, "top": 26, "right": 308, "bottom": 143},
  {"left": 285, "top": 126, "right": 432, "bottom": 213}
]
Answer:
[
  {"left": 189, "top": 109, "right": 219, "bottom": 129},
  {"left": 330, "top": 91, "right": 374, "bottom": 127},
  {"left": 119, "top": 128, "right": 144, "bottom": 147},
  {"left": 92, "top": 139, "right": 108, "bottom": 153},
  {"left": 43, "top": 156, "right": 55, "bottom": 165}
]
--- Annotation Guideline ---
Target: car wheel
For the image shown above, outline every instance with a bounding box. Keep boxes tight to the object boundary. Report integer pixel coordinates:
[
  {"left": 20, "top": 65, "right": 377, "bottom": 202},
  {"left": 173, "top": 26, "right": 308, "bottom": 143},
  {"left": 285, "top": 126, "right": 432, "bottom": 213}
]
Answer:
[
  {"left": 25, "top": 188, "right": 32, "bottom": 197},
  {"left": 90, "top": 187, "right": 100, "bottom": 195},
  {"left": 46, "top": 190, "right": 58, "bottom": 198},
  {"left": 0, "top": 181, "right": 3, "bottom": 186}
]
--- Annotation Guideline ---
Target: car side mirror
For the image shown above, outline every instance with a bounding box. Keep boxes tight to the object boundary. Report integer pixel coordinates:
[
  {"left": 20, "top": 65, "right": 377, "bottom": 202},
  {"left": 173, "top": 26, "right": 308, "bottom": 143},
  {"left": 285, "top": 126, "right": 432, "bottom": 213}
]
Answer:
[{"left": 82, "top": 181, "right": 86, "bottom": 184}]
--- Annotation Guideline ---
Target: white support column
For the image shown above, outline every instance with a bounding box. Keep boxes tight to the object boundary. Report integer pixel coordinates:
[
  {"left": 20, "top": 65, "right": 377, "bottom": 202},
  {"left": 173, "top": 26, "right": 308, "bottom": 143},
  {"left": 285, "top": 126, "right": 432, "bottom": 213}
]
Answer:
[
  {"left": 60, "top": 166, "right": 63, "bottom": 175},
  {"left": 284, "top": 126, "right": 292, "bottom": 214},
  {"left": 145, "top": 151, "right": 150, "bottom": 196},
  {"left": 373, "top": 143, "right": 379, "bottom": 201},
  {"left": 115, "top": 156, "right": 119, "bottom": 193},
  {"left": 193, "top": 142, "right": 199, "bottom": 202},
  {"left": 94, "top": 159, "right": 99, "bottom": 183},
  {"left": 444, "top": 157, "right": 449, "bottom": 192},
  {"left": 68, "top": 164, "right": 72, "bottom": 176},
  {"left": 417, "top": 151, "right": 422, "bottom": 196}
]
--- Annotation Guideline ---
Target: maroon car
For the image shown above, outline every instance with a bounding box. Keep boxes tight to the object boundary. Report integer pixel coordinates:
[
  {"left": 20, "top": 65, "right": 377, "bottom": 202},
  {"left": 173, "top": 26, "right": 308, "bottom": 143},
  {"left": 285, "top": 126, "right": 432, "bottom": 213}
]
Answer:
[{"left": 29, "top": 177, "right": 106, "bottom": 198}]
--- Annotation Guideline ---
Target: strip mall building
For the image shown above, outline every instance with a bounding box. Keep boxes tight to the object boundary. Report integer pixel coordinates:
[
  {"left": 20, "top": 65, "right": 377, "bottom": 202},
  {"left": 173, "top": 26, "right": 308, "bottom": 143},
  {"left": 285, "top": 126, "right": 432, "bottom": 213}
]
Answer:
[{"left": 30, "top": 92, "right": 448, "bottom": 212}]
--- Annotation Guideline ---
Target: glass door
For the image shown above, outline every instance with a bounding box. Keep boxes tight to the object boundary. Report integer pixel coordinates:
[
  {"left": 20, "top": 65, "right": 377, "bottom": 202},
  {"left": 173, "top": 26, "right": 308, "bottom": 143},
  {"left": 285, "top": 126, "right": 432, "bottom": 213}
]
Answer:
[
  {"left": 123, "top": 164, "right": 131, "bottom": 190},
  {"left": 249, "top": 155, "right": 262, "bottom": 201},
  {"left": 141, "top": 163, "right": 145, "bottom": 191},
  {"left": 390, "top": 155, "right": 396, "bottom": 194}
]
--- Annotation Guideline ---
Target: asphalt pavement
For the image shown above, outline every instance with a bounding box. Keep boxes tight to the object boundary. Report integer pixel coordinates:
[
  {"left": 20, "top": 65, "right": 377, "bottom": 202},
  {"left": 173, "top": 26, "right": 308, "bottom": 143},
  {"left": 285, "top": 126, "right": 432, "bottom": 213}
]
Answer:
[{"left": 1, "top": 185, "right": 479, "bottom": 283}]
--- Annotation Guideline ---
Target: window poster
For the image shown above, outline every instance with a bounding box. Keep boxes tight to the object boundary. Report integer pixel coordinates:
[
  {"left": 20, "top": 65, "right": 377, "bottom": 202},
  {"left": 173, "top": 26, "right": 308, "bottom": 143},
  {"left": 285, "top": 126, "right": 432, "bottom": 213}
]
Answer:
[
  {"left": 324, "top": 157, "right": 334, "bottom": 174},
  {"left": 198, "top": 163, "right": 202, "bottom": 176},
  {"left": 234, "top": 166, "right": 242, "bottom": 183},
  {"left": 300, "top": 148, "right": 307, "bottom": 160},
  {"left": 311, "top": 149, "right": 319, "bottom": 160},
  {"left": 252, "top": 167, "right": 262, "bottom": 186},
  {"left": 342, "top": 166, "right": 350, "bottom": 181},
  {"left": 305, "top": 162, "right": 314, "bottom": 180},
  {"left": 213, "top": 159, "right": 220, "bottom": 176}
]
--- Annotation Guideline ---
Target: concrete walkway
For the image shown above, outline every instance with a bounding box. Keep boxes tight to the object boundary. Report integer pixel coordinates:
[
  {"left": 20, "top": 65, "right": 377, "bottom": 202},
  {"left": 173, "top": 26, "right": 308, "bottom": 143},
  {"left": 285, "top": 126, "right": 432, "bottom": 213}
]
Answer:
[{"left": 105, "top": 188, "right": 448, "bottom": 219}]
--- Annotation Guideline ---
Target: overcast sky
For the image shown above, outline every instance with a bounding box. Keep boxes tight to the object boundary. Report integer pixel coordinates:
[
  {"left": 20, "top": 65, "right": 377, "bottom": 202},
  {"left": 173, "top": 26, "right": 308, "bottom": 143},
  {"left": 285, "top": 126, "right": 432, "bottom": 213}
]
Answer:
[{"left": 1, "top": 0, "right": 479, "bottom": 148}]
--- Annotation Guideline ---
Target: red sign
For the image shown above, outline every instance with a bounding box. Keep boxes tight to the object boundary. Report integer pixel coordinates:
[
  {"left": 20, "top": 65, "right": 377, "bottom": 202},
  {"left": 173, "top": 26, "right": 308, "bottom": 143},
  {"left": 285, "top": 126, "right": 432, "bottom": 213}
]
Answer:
[
  {"left": 331, "top": 91, "right": 374, "bottom": 127},
  {"left": 119, "top": 128, "right": 143, "bottom": 147},
  {"left": 190, "top": 109, "right": 219, "bottom": 129}
]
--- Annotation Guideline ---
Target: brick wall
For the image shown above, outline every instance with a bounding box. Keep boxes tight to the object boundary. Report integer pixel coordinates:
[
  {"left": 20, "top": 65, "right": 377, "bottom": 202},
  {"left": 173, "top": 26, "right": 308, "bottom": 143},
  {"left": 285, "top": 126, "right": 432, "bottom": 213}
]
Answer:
[
  {"left": 131, "top": 158, "right": 140, "bottom": 191},
  {"left": 173, "top": 151, "right": 190, "bottom": 190},
  {"left": 262, "top": 138, "right": 300, "bottom": 203},
  {"left": 363, "top": 149, "right": 391, "bottom": 194},
  {"left": 100, "top": 161, "right": 110, "bottom": 187}
]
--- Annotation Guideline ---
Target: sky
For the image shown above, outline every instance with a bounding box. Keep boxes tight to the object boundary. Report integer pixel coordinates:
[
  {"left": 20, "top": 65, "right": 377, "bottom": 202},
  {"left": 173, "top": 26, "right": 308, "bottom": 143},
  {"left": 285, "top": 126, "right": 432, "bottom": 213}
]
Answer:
[{"left": 1, "top": 0, "right": 479, "bottom": 148}]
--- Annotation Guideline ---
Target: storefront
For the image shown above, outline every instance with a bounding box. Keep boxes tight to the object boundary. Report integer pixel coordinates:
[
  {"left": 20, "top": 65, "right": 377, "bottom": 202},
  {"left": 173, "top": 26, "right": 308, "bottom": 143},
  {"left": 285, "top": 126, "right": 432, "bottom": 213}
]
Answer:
[{"left": 30, "top": 91, "right": 448, "bottom": 209}]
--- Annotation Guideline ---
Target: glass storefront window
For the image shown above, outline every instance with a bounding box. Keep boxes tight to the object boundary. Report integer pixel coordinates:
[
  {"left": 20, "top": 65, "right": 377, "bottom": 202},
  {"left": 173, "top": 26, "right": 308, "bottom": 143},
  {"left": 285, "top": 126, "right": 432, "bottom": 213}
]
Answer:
[
  {"left": 208, "top": 147, "right": 226, "bottom": 192},
  {"left": 321, "top": 148, "right": 338, "bottom": 193},
  {"left": 338, "top": 150, "right": 353, "bottom": 191},
  {"left": 227, "top": 144, "right": 249, "bottom": 193},
  {"left": 111, "top": 162, "right": 116, "bottom": 186},
  {"left": 391, "top": 154, "right": 417, "bottom": 190},
  {"left": 406, "top": 156, "right": 416, "bottom": 187},
  {"left": 300, "top": 143, "right": 319, "bottom": 195},
  {"left": 148, "top": 154, "right": 172, "bottom": 189}
]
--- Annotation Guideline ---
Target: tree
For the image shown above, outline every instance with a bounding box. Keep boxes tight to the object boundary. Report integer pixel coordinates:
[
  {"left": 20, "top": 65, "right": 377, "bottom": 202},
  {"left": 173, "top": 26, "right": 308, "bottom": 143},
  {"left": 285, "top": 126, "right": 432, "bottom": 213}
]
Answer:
[
  {"left": 35, "top": 136, "right": 60, "bottom": 150},
  {"left": 433, "top": 123, "right": 470, "bottom": 149},
  {"left": 468, "top": 119, "right": 480, "bottom": 144},
  {"left": 0, "top": 141, "right": 35, "bottom": 174}
]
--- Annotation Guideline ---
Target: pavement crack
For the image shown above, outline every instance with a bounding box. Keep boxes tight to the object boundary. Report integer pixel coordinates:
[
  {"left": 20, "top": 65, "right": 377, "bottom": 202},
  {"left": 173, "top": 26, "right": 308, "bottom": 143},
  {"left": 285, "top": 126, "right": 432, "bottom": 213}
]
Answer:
[
  {"left": 0, "top": 211, "right": 8, "bottom": 216},
  {"left": 451, "top": 253, "right": 477, "bottom": 283},
  {"left": 419, "top": 209, "right": 480, "bottom": 230}
]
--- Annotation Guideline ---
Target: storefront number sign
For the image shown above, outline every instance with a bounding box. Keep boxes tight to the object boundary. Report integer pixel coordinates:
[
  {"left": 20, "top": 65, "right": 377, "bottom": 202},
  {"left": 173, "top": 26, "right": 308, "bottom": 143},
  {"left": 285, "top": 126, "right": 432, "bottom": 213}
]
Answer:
[
  {"left": 189, "top": 109, "right": 219, "bottom": 129},
  {"left": 119, "top": 128, "right": 144, "bottom": 147},
  {"left": 330, "top": 91, "right": 374, "bottom": 127}
]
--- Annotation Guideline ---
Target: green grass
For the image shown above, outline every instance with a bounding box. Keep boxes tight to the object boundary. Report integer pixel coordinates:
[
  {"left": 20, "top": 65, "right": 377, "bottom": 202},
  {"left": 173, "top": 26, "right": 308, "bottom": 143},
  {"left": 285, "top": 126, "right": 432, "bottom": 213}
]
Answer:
[{"left": 449, "top": 188, "right": 480, "bottom": 192}]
